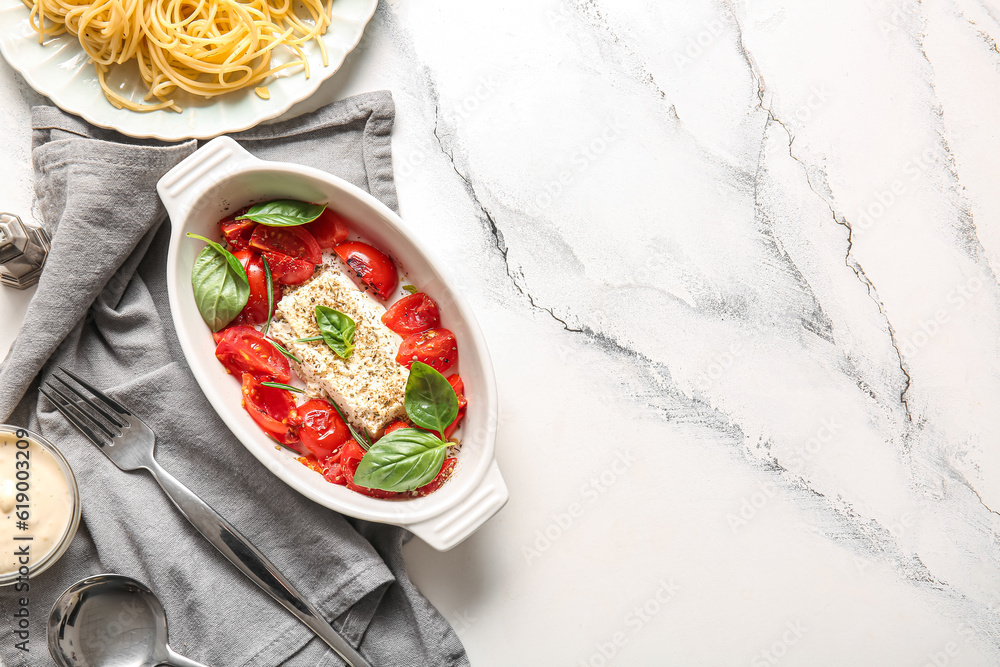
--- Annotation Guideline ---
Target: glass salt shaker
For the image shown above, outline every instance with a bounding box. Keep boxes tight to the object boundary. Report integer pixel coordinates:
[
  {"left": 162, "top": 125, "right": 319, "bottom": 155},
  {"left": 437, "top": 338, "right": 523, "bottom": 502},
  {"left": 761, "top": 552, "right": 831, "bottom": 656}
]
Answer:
[{"left": 0, "top": 212, "right": 50, "bottom": 289}]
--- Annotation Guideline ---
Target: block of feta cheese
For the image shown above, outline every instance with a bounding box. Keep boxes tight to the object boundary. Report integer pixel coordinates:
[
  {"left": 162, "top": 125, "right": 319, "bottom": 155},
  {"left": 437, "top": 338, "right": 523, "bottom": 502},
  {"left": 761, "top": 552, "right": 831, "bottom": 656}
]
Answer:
[{"left": 271, "top": 262, "right": 409, "bottom": 438}]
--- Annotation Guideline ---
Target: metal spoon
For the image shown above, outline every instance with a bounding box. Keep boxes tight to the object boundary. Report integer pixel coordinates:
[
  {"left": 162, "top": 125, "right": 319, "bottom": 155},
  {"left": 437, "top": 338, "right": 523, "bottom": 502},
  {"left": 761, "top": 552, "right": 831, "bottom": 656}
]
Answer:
[{"left": 48, "top": 574, "right": 209, "bottom": 667}]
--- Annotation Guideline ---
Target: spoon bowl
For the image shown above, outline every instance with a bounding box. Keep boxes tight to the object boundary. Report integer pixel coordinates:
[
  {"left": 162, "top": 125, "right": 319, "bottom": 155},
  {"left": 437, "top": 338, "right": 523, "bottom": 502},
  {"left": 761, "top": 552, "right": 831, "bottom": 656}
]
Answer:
[{"left": 48, "top": 574, "right": 208, "bottom": 667}]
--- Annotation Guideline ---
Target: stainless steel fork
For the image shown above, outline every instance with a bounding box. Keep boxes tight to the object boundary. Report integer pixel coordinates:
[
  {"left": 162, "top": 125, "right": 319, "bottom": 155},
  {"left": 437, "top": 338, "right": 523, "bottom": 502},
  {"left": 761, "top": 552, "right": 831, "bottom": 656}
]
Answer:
[{"left": 41, "top": 367, "right": 372, "bottom": 667}]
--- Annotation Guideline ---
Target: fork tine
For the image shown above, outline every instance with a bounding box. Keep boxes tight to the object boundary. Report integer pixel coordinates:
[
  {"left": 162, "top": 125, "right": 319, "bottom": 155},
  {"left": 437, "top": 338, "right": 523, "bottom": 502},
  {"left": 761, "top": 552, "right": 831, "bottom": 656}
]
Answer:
[
  {"left": 57, "top": 366, "right": 132, "bottom": 416},
  {"left": 46, "top": 381, "right": 121, "bottom": 439},
  {"left": 40, "top": 386, "right": 112, "bottom": 446},
  {"left": 51, "top": 374, "right": 127, "bottom": 428}
]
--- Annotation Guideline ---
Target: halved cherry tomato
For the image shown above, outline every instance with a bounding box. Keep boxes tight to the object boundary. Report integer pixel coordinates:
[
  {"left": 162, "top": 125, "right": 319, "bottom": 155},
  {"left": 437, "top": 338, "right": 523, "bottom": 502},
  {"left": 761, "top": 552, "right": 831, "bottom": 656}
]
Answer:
[
  {"left": 215, "top": 325, "right": 290, "bottom": 382},
  {"left": 231, "top": 250, "right": 281, "bottom": 325},
  {"left": 396, "top": 328, "right": 458, "bottom": 372},
  {"left": 335, "top": 242, "right": 397, "bottom": 299},
  {"left": 241, "top": 373, "right": 299, "bottom": 444},
  {"left": 345, "top": 465, "right": 402, "bottom": 499},
  {"left": 304, "top": 209, "right": 350, "bottom": 249},
  {"left": 220, "top": 211, "right": 254, "bottom": 250},
  {"left": 414, "top": 458, "right": 457, "bottom": 496},
  {"left": 381, "top": 293, "right": 440, "bottom": 337},
  {"left": 250, "top": 226, "right": 322, "bottom": 264},
  {"left": 339, "top": 438, "right": 367, "bottom": 475},
  {"left": 382, "top": 420, "right": 408, "bottom": 437},
  {"left": 263, "top": 250, "right": 315, "bottom": 285},
  {"left": 298, "top": 399, "right": 350, "bottom": 460},
  {"left": 444, "top": 375, "right": 467, "bottom": 439},
  {"left": 323, "top": 461, "right": 346, "bottom": 485}
]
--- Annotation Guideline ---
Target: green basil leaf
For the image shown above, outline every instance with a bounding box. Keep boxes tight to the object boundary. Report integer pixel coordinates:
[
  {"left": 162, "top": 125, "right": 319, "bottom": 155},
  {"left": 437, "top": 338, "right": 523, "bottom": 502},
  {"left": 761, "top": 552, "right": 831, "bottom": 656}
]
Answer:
[
  {"left": 239, "top": 199, "right": 326, "bottom": 227},
  {"left": 404, "top": 361, "right": 458, "bottom": 437},
  {"left": 261, "top": 381, "right": 304, "bottom": 393},
  {"left": 187, "top": 233, "right": 249, "bottom": 332},
  {"left": 352, "top": 428, "right": 448, "bottom": 492},
  {"left": 315, "top": 306, "right": 355, "bottom": 359},
  {"left": 402, "top": 284, "right": 418, "bottom": 294}
]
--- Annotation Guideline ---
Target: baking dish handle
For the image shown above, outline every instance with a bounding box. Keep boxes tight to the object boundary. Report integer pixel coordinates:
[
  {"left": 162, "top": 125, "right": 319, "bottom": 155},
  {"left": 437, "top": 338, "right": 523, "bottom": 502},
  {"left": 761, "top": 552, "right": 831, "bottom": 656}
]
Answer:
[
  {"left": 157, "top": 136, "right": 259, "bottom": 224},
  {"left": 405, "top": 460, "right": 509, "bottom": 551}
]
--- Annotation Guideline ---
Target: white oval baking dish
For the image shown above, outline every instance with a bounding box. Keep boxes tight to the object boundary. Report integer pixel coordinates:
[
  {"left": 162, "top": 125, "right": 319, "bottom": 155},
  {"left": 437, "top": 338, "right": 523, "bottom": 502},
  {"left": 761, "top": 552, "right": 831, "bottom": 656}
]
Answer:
[{"left": 158, "top": 137, "right": 507, "bottom": 551}]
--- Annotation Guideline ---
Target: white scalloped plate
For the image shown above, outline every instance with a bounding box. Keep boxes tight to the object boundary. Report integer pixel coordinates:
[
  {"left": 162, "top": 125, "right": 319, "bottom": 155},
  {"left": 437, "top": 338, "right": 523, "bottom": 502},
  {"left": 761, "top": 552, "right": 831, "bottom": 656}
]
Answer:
[{"left": 0, "top": 0, "right": 376, "bottom": 140}]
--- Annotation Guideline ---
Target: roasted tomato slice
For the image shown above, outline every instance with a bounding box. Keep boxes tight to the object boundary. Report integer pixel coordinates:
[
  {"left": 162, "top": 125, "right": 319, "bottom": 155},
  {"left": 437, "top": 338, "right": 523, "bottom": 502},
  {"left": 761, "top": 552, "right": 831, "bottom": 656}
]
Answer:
[
  {"left": 241, "top": 373, "right": 299, "bottom": 443},
  {"left": 262, "top": 250, "right": 315, "bottom": 285},
  {"left": 304, "top": 209, "right": 350, "bottom": 250},
  {"left": 220, "top": 211, "right": 254, "bottom": 250},
  {"left": 396, "top": 328, "right": 458, "bottom": 373},
  {"left": 323, "top": 461, "right": 346, "bottom": 485},
  {"left": 335, "top": 241, "right": 397, "bottom": 299},
  {"left": 231, "top": 249, "right": 281, "bottom": 325},
  {"left": 381, "top": 293, "right": 441, "bottom": 337},
  {"left": 339, "top": 438, "right": 367, "bottom": 475},
  {"left": 344, "top": 462, "right": 403, "bottom": 499},
  {"left": 250, "top": 225, "right": 322, "bottom": 265},
  {"left": 414, "top": 458, "right": 457, "bottom": 496},
  {"left": 382, "top": 420, "right": 408, "bottom": 437},
  {"left": 298, "top": 399, "right": 350, "bottom": 460},
  {"left": 444, "top": 375, "right": 467, "bottom": 439},
  {"left": 215, "top": 325, "right": 290, "bottom": 383}
]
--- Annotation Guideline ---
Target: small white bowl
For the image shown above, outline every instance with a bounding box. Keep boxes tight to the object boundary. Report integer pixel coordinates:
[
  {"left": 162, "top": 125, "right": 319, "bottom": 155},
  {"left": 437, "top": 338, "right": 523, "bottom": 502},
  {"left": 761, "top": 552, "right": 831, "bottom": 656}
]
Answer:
[
  {"left": 0, "top": 425, "right": 81, "bottom": 586},
  {"left": 158, "top": 137, "right": 508, "bottom": 550}
]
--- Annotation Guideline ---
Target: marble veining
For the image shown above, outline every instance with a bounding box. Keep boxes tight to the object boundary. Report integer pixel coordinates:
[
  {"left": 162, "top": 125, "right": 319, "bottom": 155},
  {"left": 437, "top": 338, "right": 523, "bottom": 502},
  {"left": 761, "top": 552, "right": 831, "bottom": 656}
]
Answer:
[{"left": 3, "top": 0, "right": 1000, "bottom": 664}]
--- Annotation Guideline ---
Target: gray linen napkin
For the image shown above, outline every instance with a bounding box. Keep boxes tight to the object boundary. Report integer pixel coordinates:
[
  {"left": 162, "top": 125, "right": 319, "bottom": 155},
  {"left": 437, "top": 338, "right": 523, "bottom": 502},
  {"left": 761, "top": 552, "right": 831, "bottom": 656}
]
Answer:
[{"left": 0, "top": 92, "right": 469, "bottom": 667}]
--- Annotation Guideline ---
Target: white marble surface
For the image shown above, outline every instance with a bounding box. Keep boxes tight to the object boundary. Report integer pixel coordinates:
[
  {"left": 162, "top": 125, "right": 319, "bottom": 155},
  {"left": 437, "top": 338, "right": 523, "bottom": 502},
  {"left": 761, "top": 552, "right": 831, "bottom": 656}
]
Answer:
[{"left": 4, "top": 0, "right": 1000, "bottom": 664}]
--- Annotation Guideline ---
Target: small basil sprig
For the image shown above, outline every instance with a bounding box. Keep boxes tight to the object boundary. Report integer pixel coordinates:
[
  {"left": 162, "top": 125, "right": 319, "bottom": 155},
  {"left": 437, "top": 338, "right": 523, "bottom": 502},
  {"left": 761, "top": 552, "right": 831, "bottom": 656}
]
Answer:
[
  {"left": 352, "top": 362, "right": 460, "bottom": 492},
  {"left": 261, "top": 254, "right": 275, "bottom": 336},
  {"left": 353, "top": 428, "right": 448, "bottom": 492},
  {"left": 327, "top": 399, "right": 372, "bottom": 450},
  {"left": 265, "top": 337, "right": 301, "bottom": 364},
  {"left": 315, "top": 306, "right": 355, "bottom": 359},
  {"left": 402, "top": 284, "right": 418, "bottom": 294},
  {"left": 261, "top": 381, "right": 304, "bottom": 393},
  {"left": 405, "top": 362, "right": 458, "bottom": 440},
  {"left": 238, "top": 199, "right": 326, "bottom": 227},
  {"left": 187, "top": 233, "right": 249, "bottom": 332}
]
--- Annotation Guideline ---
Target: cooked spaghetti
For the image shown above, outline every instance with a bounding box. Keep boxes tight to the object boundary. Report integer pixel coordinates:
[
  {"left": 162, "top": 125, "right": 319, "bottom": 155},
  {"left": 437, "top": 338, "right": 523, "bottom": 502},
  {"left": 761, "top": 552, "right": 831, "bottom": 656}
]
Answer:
[{"left": 22, "top": 0, "right": 333, "bottom": 112}]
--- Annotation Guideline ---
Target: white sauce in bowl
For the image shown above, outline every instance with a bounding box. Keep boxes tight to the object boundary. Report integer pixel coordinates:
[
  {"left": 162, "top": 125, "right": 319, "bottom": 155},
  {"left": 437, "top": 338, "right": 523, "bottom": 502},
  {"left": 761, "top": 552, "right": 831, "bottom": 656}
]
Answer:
[{"left": 0, "top": 427, "right": 79, "bottom": 583}]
